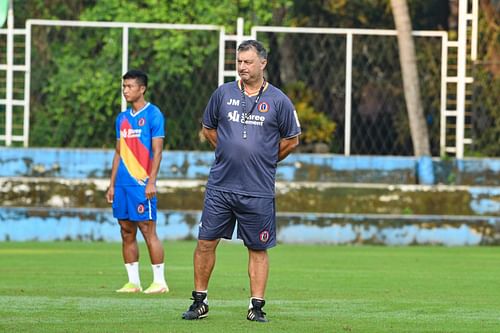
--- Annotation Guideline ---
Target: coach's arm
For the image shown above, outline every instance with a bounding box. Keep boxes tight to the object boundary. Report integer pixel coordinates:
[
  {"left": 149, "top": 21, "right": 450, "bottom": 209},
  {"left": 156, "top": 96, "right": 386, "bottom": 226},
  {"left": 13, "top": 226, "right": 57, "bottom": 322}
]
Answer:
[
  {"left": 202, "top": 126, "right": 217, "bottom": 149},
  {"left": 278, "top": 135, "right": 299, "bottom": 162}
]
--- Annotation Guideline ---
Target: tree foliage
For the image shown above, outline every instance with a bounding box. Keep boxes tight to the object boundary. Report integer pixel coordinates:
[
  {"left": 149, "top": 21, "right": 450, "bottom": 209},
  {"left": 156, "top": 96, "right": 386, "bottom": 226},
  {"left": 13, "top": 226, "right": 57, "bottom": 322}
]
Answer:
[
  {"left": 17, "top": 0, "right": 290, "bottom": 148},
  {"left": 470, "top": 0, "right": 500, "bottom": 156},
  {"left": 284, "top": 81, "right": 336, "bottom": 145},
  {"left": 10, "top": 0, "right": 499, "bottom": 156}
]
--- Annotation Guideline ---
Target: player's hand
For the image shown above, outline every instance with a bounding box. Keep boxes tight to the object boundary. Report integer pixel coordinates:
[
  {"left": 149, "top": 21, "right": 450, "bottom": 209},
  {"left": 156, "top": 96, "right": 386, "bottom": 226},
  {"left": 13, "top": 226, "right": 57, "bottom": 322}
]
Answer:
[
  {"left": 106, "top": 187, "right": 114, "bottom": 203},
  {"left": 145, "top": 183, "right": 156, "bottom": 200}
]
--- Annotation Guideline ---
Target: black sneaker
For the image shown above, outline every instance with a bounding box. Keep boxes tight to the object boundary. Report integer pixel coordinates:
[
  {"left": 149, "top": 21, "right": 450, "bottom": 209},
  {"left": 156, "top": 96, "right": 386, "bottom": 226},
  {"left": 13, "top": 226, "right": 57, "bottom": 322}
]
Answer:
[
  {"left": 182, "top": 291, "right": 209, "bottom": 320},
  {"left": 247, "top": 298, "right": 268, "bottom": 322}
]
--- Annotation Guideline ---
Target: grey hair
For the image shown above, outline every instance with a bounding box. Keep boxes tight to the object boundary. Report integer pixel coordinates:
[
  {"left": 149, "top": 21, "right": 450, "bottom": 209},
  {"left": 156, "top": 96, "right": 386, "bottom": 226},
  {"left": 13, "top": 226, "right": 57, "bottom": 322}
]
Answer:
[{"left": 237, "top": 40, "right": 267, "bottom": 60}]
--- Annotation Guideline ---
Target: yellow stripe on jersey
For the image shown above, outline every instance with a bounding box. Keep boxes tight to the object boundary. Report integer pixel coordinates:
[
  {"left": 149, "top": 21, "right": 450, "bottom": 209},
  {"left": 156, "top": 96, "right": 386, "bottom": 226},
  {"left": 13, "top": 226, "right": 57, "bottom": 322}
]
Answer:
[{"left": 120, "top": 137, "right": 149, "bottom": 182}]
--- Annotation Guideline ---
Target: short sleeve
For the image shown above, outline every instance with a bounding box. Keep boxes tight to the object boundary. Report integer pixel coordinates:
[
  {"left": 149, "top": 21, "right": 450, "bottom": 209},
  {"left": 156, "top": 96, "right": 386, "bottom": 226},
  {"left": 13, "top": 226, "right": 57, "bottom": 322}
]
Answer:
[
  {"left": 115, "top": 114, "right": 121, "bottom": 140},
  {"left": 278, "top": 96, "right": 301, "bottom": 138},
  {"left": 151, "top": 108, "right": 165, "bottom": 138},
  {"left": 202, "top": 88, "right": 222, "bottom": 129}
]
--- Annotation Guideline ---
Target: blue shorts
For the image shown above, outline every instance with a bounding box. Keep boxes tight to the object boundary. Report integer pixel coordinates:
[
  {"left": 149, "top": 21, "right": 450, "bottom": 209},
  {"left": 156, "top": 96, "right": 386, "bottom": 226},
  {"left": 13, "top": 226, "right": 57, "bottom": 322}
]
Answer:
[
  {"left": 112, "top": 185, "right": 157, "bottom": 222},
  {"left": 199, "top": 188, "right": 276, "bottom": 250}
]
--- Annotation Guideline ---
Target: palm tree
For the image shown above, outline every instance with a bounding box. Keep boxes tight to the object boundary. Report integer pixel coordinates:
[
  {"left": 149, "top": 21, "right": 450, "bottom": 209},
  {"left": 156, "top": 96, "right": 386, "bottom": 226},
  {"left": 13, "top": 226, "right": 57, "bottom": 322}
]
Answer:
[{"left": 390, "top": 0, "right": 431, "bottom": 156}]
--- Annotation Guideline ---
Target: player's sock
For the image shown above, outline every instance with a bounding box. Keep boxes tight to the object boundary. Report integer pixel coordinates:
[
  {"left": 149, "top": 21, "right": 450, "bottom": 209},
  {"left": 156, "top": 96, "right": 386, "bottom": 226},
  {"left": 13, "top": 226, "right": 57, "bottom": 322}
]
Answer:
[
  {"left": 125, "top": 261, "right": 141, "bottom": 286},
  {"left": 247, "top": 297, "right": 268, "bottom": 322},
  {"left": 182, "top": 290, "right": 209, "bottom": 320},
  {"left": 152, "top": 263, "right": 166, "bottom": 285},
  {"left": 248, "top": 296, "right": 264, "bottom": 309},
  {"left": 197, "top": 290, "right": 208, "bottom": 304}
]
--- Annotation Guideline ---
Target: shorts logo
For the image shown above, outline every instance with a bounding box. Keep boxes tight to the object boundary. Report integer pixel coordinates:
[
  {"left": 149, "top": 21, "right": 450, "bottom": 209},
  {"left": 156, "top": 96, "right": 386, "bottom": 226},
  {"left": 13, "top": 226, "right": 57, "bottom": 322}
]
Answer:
[
  {"left": 257, "top": 102, "right": 269, "bottom": 113},
  {"left": 259, "top": 231, "right": 270, "bottom": 243},
  {"left": 137, "top": 204, "right": 145, "bottom": 214},
  {"left": 138, "top": 118, "right": 146, "bottom": 126}
]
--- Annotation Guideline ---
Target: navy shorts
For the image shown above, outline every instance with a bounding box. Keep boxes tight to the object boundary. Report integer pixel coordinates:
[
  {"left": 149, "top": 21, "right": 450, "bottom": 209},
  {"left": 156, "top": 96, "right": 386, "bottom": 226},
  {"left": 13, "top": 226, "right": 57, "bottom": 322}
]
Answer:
[
  {"left": 199, "top": 188, "right": 276, "bottom": 250},
  {"left": 112, "top": 185, "right": 157, "bottom": 222}
]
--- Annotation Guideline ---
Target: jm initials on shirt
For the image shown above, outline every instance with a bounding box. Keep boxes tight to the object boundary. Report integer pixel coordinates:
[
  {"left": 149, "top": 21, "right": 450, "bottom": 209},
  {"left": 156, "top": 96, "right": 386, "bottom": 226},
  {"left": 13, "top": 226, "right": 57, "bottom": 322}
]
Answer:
[{"left": 227, "top": 98, "right": 240, "bottom": 106}]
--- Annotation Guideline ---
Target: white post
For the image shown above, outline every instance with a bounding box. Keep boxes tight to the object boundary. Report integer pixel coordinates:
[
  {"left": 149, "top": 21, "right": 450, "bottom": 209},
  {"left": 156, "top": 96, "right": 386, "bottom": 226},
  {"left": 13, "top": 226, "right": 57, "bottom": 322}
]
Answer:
[
  {"left": 236, "top": 17, "right": 244, "bottom": 49},
  {"left": 344, "top": 33, "right": 353, "bottom": 156},
  {"left": 121, "top": 26, "right": 129, "bottom": 111},
  {"left": 218, "top": 27, "right": 225, "bottom": 86},
  {"left": 235, "top": 17, "right": 244, "bottom": 82},
  {"left": 5, "top": 0, "right": 13, "bottom": 146},
  {"left": 23, "top": 21, "right": 31, "bottom": 147},
  {"left": 455, "top": 0, "right": 467, "bottom": 158},
  {"left": 470, "top": 0, "right": 478, "bottom": 61},
  {"left": 439, "top": 35, "right": 448, "bottom": 156}
]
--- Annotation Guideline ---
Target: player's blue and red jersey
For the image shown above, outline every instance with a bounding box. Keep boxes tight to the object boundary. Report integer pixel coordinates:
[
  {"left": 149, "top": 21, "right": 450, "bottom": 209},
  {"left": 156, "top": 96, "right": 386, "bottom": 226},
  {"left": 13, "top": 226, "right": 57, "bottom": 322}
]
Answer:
[
  {"left": 202, "top": 80, "right": 301, "bottom": 198},
  {"left": 115, "top": 102, "right": 165, "bottom": 186}
]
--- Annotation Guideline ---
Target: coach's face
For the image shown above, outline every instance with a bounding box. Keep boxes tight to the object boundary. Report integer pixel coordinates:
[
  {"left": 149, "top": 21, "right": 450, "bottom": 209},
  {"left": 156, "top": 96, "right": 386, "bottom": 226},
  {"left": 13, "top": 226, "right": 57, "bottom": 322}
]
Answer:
[
  {"left": 237, "top": 48, "right": 267, "bottom": 84},
  {"left": 122, "top": 78, "right": 145, "bottom": 103}
]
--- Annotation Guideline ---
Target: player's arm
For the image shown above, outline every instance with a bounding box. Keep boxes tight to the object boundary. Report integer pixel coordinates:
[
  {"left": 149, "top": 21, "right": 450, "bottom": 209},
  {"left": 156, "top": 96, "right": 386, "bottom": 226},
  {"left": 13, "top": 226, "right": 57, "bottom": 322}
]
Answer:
[
  {"left": 145, "top": 137, "right": 163, "bottom": 200},
  {"left": 106, "top": 140, "right": 121, "bottom": 203},
  {"left": 278, "top": 135, "right": 299, "bottom": 162},
  {"left": 202, "top": 126, "right": 217, "bottom": 149}
]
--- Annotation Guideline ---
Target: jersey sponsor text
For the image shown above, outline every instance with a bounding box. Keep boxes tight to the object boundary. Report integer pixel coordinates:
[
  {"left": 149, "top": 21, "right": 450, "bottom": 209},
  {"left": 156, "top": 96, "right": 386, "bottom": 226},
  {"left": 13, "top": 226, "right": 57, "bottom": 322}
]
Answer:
[{"left": 227, "top": 110, "right": 265, "bottom": 126}]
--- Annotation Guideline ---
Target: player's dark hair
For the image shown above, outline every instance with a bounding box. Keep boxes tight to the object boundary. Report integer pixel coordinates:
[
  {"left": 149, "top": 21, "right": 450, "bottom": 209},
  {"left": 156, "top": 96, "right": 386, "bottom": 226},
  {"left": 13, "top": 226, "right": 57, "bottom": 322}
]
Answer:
[
  {"left": 122, "top": 69, "right": 148, "bottom": 90},
  {"left": 238, "top": 40, "right": 267, "bottom": 60}
]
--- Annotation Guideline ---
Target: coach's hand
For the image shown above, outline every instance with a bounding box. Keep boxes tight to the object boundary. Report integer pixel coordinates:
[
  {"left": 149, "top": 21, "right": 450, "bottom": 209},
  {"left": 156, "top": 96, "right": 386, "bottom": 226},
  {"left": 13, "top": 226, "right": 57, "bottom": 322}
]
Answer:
[{"left": 145, "top": 183, "right": 157, "bottom": 200}]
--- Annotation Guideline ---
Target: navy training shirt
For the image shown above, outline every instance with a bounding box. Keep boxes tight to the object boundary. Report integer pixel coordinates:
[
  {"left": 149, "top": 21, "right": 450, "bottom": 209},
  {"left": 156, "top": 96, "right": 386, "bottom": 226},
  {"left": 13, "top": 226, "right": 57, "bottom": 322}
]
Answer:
[{"left": 202, "top": 80, "right": 301, "bottom": 198}]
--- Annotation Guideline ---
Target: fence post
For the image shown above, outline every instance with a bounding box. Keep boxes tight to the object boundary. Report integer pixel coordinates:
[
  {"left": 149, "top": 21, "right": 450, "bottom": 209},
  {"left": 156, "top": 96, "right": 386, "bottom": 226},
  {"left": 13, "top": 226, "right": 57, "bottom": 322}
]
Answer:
[
  {"left": 121, "top": 26, "right": 129, "bottom": 112},
  {"left": 5, "top": 0, "right": 13, "bottom": 146},
  {"left": 455, "top": 0, "right": 468, "bottom": 158},
  {"left": 344, "top": 33, "right": 353, "bottom": 156}
]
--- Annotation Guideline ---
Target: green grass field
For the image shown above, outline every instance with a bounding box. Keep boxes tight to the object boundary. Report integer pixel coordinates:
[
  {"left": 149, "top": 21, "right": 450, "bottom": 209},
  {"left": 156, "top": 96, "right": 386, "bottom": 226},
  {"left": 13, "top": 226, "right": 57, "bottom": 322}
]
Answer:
[{"left": 1, "top": 241, "right": 500, "bottom": 333}]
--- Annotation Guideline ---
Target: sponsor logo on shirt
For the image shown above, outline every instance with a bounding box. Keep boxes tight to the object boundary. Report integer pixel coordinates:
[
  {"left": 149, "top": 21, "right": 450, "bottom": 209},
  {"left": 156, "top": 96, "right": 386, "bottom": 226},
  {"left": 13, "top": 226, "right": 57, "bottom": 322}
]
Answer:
[
  {"left": 121, "top": 128, "right": 142, "bottom": 138},
  {"left": 227, "top": 110, "right": 265, "bottom": 127}
]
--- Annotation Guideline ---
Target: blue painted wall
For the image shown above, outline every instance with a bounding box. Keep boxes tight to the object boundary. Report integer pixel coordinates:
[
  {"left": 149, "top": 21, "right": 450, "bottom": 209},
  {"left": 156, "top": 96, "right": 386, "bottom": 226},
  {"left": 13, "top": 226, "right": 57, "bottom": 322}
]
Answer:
[
  {"left": 2, "top": 147, "right": 500, "bottom": 184},
  {"left": 1, "top": 148, "right": 500, "bottom": 245},
  {"left": 1, "top": 207, "right": 498, "bottom": 246}
]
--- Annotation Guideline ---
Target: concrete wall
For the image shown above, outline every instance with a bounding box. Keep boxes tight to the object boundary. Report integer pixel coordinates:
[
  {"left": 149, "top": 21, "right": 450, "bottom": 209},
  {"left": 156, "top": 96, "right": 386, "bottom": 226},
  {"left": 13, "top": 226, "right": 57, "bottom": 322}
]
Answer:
[
  {"left": 2, "top": 147, "right": 500, "bottom": 185},
  {"left": 2, "top": 207, "right": 498, "bottom": 246},
  {"left": 1, "top": 148, "right": 500, "bottom": 245}
]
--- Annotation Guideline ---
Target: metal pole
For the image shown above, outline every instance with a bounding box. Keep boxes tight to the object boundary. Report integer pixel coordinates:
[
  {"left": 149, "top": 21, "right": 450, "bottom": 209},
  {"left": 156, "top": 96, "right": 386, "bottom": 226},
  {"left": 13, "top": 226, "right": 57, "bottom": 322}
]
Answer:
[
  {"left": 23, "top": 20, "right": 31, "bottom": 147},
  {"left": 470, "top": 0, "right": 478, "bottom": 61},
  {"left": 455, "top": 0, "right": 467, "bottom": 158},
  {"left": 439, "top": 35, "right": 448, "bottom": 156},
  {"left": 236, "top": 17, "right": 244, "bottom": 48},
  {"left": 5, "top": 0, "right": 13, "bottom": 146},
  {"left": 218, "top": 27, "right": 225, "bottom": 86},
  {"left": 121, "top": 26, "right": 128, "bottom": 112},
  {"left": 235, "top": 17, "right": 244, "bottom": 82},
  {"left": 344, "top": 33, "right": 353, "bottom": 156}
]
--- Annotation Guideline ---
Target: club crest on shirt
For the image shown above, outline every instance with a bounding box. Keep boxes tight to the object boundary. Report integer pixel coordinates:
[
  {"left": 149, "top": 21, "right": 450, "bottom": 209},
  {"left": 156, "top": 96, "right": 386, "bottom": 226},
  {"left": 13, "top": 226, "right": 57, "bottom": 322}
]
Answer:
[
  {"left": 137, "top": 204, "right": 145, "bottom": 214},
  {"left": 259, "top": 230, "right": 270, "bottom": 243},
  {"left": 257, "top": 102, "right": 269, "bottom": 113},
  {"left": 138, "top": 118, "right": 146, "bottom": 126}
]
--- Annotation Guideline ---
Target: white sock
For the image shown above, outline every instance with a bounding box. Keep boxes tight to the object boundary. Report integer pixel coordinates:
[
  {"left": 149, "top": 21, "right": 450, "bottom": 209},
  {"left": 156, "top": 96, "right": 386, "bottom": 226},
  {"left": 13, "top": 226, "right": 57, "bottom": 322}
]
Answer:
[
  {"left": 125, "top": 262, "right": 140, "bottom": 286},
  {"left": 249, "top": 297, "right": 264, "bottom": 309},
  {"left": 152, "top": 263, "right": 166, "bottom": 285},
  {"left": 196, "top": 290, "right": 208, "bottom": 304}
]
